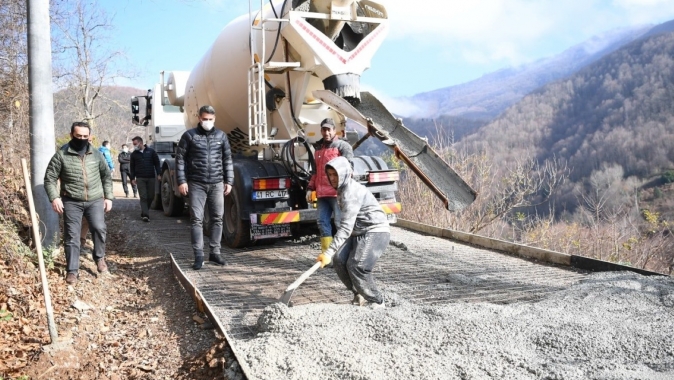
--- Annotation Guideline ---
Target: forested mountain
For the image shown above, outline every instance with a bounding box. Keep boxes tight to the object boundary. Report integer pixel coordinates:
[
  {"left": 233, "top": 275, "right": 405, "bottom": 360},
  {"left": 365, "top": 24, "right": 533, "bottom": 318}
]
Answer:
[
  {"left": 458, "top": 29, "right": 674, "bottom": 210},
  {"left": 403, "top": 25, "right": 652, "bottom": 121}
]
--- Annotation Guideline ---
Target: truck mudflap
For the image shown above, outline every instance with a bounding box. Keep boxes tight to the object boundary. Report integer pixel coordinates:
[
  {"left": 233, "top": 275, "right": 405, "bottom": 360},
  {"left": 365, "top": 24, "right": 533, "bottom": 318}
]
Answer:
[{"left": 313, "top": 90, "right": 477, "bottom": 212}]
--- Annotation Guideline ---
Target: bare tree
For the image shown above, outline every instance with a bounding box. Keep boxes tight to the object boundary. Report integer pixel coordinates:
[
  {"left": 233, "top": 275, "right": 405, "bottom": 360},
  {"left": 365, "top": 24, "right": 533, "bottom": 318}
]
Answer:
[
  {"left": 0, "top": 0, "right": 29, "bottom": 148},
  {"left": 397, "top": 120, "right": 568, "bottom": 236},
  {"left": 51, "top": 0, "right": 130, "bottom": 130}
]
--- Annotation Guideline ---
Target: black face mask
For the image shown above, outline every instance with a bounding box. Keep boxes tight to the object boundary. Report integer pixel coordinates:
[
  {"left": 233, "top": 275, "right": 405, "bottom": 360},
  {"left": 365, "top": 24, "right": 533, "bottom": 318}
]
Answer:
[{"left": 69, "top": 138, "right": 88, "bottom": 150}]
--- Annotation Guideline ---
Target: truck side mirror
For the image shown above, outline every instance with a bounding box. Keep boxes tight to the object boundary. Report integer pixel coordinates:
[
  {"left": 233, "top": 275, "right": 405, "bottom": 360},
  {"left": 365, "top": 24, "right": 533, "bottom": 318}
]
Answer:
[{"left": 131, "top": 97, "right": 140, "bottom": 115}]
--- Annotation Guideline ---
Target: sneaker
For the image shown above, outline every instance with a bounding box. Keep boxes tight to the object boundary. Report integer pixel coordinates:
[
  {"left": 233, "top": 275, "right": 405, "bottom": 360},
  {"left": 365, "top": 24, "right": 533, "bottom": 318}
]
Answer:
[
  {"left": 142, "top": 216, "right": 149, "bottom": 222},
  {"left": 65, "top": 272, "right": 78, "bottom": 285},
  {"left": 125, "top": 193, "right": 129, "bottom": 198},
  {"left": 133, "top": 193, "right": 138, "bottom": 198},
  {"left": 209, "top": 254, "right": 226, "bottom": 266},
  {"left": 352, "top": 293, "right": 366, "bottom": 306},
  {"left": 193, "top": 256, "right": 204, "bottom": 270},
  {"left": 368, "top": 301, "right": 385, "bottom": 310},
  {"left": 96, "top": 258, "right": 109, "bottom": 273}
]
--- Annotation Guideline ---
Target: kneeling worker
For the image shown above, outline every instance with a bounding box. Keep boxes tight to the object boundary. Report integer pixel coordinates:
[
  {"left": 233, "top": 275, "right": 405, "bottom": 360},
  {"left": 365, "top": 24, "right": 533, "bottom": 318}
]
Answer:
[{"left": 316, "top": 156, "right": 390, "bottom": 308}]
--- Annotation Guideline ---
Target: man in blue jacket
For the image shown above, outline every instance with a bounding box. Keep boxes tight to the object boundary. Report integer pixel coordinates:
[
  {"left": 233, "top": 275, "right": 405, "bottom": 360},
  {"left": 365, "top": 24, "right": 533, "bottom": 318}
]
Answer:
[{"left": 98, "top": 141, "right": 114, "bottom": 176}]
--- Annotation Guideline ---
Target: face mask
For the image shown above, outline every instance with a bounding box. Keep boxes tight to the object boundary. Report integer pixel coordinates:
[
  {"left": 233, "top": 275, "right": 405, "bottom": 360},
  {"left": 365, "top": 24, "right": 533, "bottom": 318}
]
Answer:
[
  {"left": 69, "top": 137, "right": 88, "bottom": 150},
  {"left": 201, "top": 120, "right": 215, "bottom": 131},
  {"left": 134, "top": 144, "right": 141, "bottom": 151},
  {"left": 122, "top": 147, "right": 129, "bottom": 153}
]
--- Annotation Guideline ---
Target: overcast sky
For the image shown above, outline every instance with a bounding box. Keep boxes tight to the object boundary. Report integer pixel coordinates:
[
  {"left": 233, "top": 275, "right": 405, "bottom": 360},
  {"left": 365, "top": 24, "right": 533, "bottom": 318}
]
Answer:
[{"left": 99, "top": 0, "right": 674, "bottom": 100}]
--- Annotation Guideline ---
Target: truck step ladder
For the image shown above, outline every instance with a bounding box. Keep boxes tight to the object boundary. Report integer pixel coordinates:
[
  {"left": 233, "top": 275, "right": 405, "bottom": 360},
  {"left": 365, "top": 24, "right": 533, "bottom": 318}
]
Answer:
[
  {"left": 248, "top": 61, "right": 267, "bottom": 146},
  {"left": 247, "top": 0, "right": 301, "bottom": 146}
]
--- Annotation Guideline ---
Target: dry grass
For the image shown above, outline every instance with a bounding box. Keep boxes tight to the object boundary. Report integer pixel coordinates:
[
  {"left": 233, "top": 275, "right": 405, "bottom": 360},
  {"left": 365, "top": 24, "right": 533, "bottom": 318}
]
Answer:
[{"left": 396, "top": 137, "right": 674, "bottom": 275}]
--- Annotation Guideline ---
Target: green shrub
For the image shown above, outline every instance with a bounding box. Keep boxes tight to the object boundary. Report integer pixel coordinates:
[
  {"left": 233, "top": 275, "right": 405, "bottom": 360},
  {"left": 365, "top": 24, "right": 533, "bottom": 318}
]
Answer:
[{"left": 662, "top": 171, "right": 674, "bottom": 184}]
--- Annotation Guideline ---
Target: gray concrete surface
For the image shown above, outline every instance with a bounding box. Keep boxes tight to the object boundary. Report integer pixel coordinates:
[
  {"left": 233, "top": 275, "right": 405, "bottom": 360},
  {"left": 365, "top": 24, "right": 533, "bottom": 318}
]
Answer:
[
  {"left": 111, "top": 183, "right": 673, "bottom": 380},
  {"left": 238, "top": 271, "right": 674, "bottom": 380}
]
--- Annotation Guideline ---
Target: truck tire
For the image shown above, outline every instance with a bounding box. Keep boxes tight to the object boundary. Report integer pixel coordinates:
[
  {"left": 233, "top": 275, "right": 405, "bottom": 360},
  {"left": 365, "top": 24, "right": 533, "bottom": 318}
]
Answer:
[
  {"left": 223, "top": 184, "right": 251, "bottom": 248},
  {"left": 161, "top": 170, "right": 185, "bottom": 217}
]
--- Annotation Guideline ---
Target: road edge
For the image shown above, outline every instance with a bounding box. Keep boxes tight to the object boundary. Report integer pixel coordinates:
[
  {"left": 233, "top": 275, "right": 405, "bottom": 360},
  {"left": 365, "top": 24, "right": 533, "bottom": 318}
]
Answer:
[{"left": 395, "top": 218, "right": 663, "bottom": 276}]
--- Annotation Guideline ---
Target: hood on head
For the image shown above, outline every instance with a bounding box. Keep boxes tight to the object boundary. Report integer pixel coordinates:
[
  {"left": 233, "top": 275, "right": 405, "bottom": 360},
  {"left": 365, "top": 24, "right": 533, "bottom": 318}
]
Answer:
[{"left": 325, "top": 156, "right": 352, "bottom": 189}]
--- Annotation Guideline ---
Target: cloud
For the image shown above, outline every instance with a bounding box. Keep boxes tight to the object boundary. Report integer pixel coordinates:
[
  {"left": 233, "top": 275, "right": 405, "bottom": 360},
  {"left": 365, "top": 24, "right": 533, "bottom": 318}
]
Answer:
[
  {"left": 360, "top": 85, "right": 426, "bottom": 118},
  {"left": 381, "top": 0, "right": 674, "bottom": 66}
]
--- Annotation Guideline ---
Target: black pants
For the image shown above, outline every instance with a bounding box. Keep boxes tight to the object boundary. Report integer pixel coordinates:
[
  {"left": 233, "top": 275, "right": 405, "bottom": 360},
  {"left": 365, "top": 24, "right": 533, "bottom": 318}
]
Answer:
[
  {"left": 136, "top": 177, "right": 155, "bottom": 217},
  {"left": 188, "top": 181, "right": 225, "bottom": 256},
  {"left": 120, "top": 170, "right": 137, "bottom": 195},
  {"left": 63, "top": 197, "right": 107, "bottom": 273},
  {"left": 332, "top": 231, "right": 390, "bottom": 304}
]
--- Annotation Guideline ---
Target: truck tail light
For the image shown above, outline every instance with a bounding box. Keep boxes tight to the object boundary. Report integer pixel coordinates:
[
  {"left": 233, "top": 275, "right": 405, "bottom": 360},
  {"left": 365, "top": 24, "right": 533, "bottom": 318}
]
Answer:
[
  {"left": 368, "top": 171, "right": 399, "bottom": 183},
  {"left": 253, "top": 177, "right": 290, "bottom": 190},
  {"left": 380, "top": 202, "right": 402, "bottom": 214}
]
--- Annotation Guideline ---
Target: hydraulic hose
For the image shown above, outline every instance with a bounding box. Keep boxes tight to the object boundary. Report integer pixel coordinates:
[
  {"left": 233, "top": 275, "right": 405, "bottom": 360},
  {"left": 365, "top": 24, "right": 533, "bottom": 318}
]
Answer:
[{"left": 281, "top": 136, "right": 314, "bottom": 189}]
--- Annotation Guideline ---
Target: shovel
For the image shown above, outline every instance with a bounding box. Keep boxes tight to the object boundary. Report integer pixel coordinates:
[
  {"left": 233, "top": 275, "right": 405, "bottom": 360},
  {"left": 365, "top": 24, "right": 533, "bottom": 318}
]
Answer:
[{"left": 279, "top": 262, "right": 323, "bottom": 305}]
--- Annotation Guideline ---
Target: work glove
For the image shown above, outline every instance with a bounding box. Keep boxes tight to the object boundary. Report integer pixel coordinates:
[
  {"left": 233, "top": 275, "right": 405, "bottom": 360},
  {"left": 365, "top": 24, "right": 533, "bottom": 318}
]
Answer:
[
  {"left": 316, "top": 252, "right": 331, "bottom": 268},
  {"left": 306, "top": 190, "right": 313, "bottom": 202}
]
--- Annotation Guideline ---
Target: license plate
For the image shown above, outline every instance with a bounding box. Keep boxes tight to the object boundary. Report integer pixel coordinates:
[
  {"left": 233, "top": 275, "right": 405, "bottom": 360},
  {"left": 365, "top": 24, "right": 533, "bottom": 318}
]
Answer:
[
  {"left": 250, "top": 223, "right": 292, "bottom": 239},
  {"left": 252, "top": 189, "right": 289, "bottom": 200}
]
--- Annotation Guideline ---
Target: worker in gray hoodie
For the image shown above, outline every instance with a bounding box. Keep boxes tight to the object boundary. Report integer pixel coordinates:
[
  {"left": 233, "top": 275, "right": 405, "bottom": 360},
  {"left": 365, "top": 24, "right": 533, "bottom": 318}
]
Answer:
[{"left": 316, "top": 156, "right": 390, "bottom": 308}]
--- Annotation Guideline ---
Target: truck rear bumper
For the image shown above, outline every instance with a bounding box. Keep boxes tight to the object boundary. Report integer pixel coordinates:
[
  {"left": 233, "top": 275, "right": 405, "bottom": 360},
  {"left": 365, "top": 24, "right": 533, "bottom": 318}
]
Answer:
[{"left": 250, "top": 209, "right": 319, "bottom": 225}]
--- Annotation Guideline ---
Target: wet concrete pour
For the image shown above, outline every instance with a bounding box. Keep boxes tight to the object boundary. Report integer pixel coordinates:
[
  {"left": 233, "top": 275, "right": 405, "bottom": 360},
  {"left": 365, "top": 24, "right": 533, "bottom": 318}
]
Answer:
[{"left": 114, "top": 184, "right": 674, "bottom": 379}]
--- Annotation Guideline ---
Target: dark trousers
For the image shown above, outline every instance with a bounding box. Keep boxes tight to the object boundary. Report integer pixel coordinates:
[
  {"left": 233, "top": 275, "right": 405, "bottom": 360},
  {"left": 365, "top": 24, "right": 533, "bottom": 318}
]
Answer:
[
  {"left": 63, "top": 197, "right": 107, "bottom": 274},
  {"left": 136, "top": 177, "right": 155, "bottom": 217},
  {"left": 333, "top": 231, "right": 390, "bottom": 304},
  {"left": 188, "top": 181, "right": 224, "bottom": 256},
  {"left": 120, "top": 170, "right": 137, "bottom": 195},
  {"left": 80, "top": 218, "right": 89, "bottom": 247}
]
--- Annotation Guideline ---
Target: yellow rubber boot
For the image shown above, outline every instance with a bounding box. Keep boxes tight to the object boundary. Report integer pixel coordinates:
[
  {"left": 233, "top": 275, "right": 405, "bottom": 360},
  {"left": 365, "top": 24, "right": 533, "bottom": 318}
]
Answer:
[{"left": 320, "top": 236, "right": 333, "bottom": 254}]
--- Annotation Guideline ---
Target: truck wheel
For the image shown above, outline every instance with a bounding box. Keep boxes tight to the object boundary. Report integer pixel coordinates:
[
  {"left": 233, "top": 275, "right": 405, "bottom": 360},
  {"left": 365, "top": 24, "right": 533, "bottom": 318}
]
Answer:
[
  {"left": 161, "top": 170, "right": 184, "bottom": 217},
  {"left": 223, "top": 185, "right": 251, "bottom": 248},
  {"left": 150, "top": 177, "right": 163, "bottom": 210}
]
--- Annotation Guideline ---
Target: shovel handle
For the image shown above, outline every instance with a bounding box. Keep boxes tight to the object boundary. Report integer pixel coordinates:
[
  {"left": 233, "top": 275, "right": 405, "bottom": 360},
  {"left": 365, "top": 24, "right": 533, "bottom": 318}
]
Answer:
[{"left": 284, "top": 262, "right": 322, "bottom": 293}]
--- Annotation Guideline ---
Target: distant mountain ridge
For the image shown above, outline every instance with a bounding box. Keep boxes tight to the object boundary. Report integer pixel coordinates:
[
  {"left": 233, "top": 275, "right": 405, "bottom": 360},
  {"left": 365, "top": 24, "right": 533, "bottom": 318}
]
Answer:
[
  {"left": 401, "top": 24, "right": 653, "bottom": 121},
  {"left": 458, "top": 27, "right": 674, "bottom": 212}
]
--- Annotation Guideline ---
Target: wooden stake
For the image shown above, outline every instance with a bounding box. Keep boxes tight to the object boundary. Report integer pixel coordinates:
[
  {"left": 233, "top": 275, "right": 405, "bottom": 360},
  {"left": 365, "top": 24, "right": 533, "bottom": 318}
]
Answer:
[{"left": 21, "top": 158, "right": 59, "bottom": 343}]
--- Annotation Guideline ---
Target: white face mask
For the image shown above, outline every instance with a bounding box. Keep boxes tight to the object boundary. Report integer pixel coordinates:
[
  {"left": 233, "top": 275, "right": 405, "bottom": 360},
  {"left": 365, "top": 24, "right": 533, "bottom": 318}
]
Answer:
[
  {"left": 134, "top": 144, "right": 141, "bottom": 151},
  {"left": 122, "top": 147, "right": 129, "bottom": 153},
  {"left": 201, "top": 120, "right": 215, "bottom": 130}
]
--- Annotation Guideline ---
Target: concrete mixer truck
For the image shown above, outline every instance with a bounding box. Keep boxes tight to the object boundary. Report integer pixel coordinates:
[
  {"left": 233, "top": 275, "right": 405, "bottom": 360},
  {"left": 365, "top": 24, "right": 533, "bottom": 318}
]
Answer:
[{"left": 131, "top": 0, "right": 476, "bottom": 248}]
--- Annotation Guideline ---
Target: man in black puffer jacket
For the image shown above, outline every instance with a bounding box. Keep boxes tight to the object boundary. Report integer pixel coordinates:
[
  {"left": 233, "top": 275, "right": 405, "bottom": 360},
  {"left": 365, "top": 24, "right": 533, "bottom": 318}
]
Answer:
[
  {"left": 129, "top": 136, "right": 161, "bottom": 222},
  {"left": 176, "top": 105, "right": 234, "bottom": 270},
  {"left": 117, "top": 144, "right": 137, "bottom": 198}
]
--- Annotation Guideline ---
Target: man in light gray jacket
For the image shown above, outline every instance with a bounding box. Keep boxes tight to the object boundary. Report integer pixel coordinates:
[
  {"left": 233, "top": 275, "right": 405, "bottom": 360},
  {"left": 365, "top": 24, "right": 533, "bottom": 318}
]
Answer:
[{"left": 316, "top": 156, "right": 390, "bottom": 308}]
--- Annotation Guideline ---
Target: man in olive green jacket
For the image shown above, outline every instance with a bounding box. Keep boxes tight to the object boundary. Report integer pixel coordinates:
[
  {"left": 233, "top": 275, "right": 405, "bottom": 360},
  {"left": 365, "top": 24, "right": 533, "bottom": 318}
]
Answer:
[{"left": 44, "top": 122, "right": 114, "bottom": 284}]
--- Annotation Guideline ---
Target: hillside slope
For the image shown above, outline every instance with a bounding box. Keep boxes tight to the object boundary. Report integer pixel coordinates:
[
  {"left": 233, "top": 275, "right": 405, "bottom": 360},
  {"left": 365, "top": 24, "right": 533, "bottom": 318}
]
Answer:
[
  {"left": 459, "top": 30, "right": 674, "bottom": 207},
  {"left": 53, "top": 86, "right": 147, "bottom": 149}
]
